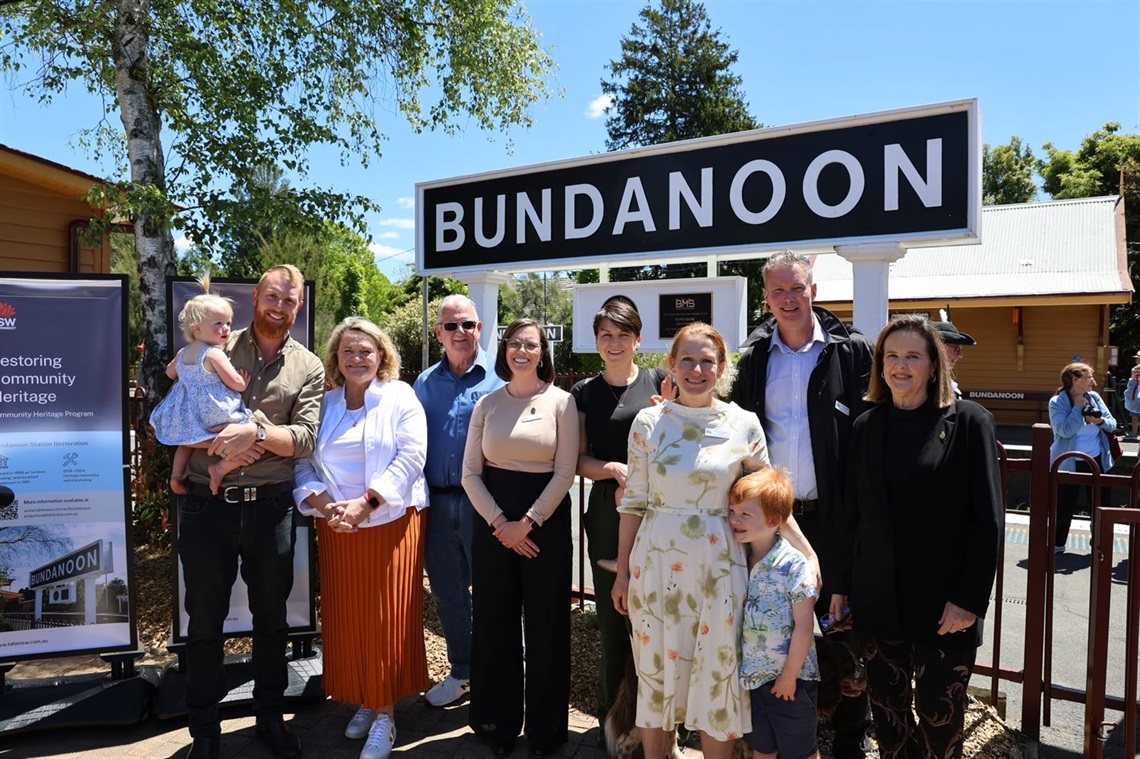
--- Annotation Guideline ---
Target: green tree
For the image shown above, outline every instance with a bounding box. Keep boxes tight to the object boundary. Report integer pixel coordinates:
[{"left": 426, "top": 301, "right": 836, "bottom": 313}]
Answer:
[
  {"left": 1, "top": 0, "right": 555, "bottom": 414},
  {"left": 378, "top": 295, "right": 444, "bottom": 375},
  {"left": 500, "top": 272, "right": 576, "bottom": 373},
  {"left": 982, "top": 136, "right": 1038, "bottom": 205},
  {"left": 601, "top": 0, "right": 759, "bottom": 151},
  {"left": 598, "top": 0, "right": 766, "bottom": 323},
  {"left": 1040, "top": 123, "right": 1140, "bottom": 356}
]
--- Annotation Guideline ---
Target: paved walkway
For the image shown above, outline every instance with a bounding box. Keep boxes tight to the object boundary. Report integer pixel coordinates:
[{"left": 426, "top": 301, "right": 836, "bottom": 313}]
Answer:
[{"left": 1, "top": 695, "right": 615, "bottom": 759}]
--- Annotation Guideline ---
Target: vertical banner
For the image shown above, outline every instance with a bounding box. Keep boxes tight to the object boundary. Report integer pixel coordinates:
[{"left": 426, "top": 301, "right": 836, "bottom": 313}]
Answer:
[
  {"left": 166, "top": 277, "right": 318, "bottom": 640},
  {"left": 0, "top": 274, "right": 135, "bottom": 661}
]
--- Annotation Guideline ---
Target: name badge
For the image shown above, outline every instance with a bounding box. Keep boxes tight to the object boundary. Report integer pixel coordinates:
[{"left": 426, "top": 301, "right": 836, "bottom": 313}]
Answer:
[
  {"left": 835, "top": 400, "right": 850, "bottom": 416},
  {"left": 705, "top": 427, "right": 731, "bottom": 439},
  {"left": 520, "top": 414, "right": 543, "bottom": 424}
]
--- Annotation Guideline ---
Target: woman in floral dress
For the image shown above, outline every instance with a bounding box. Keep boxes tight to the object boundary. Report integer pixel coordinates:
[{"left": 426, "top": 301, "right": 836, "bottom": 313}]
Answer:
[{"left": 611, "top": 322, "right": 769, "bottom": 759}]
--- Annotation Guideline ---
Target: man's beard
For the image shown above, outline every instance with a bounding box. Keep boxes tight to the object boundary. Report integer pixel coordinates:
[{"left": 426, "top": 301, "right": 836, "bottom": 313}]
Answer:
[{"left": 254, "top": 309, "right": 295, "bottom": 342}]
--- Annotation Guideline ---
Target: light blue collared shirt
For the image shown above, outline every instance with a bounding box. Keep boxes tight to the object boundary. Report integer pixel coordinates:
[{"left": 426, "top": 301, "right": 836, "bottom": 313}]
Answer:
[
  {"left": 764, "top": 315, "right": 826, "bottom": 500},
  {"left": 413, "top": 348, "right": 504, "bottom": 489}
]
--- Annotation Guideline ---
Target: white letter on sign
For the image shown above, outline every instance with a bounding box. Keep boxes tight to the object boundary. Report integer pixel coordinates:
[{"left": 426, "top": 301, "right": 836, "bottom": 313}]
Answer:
[
  {"left": 730, "top": 160, "right": 786, "bottom": 225},
  {"left": 517, "top": 189, "right": 552, "bottom": 243},
  {"left": 436, "top": 202, "right": 465, "bottom": 252},
  {"left": 804, "top": 150, "right": 864, "bottom": 219},
  {"left": 475, "top": 195, "right": 506, "bottom": 248},
  {"left": 613, "top": 177, "right": 657, "bottom": 234},
  {"left": 884, "top": 139, "right": 942, "bottom": 211},
  {"left": 669, "top": 168, "right": 713, "bottom": 229},
  {"left": 565, "top": 184, "right": 604, "bottom": 240}
]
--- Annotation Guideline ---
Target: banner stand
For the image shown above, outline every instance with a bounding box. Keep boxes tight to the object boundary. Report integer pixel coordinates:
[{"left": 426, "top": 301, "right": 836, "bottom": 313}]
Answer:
[{"left": 0, "top": 663, "right": 161, "bottom": 735}]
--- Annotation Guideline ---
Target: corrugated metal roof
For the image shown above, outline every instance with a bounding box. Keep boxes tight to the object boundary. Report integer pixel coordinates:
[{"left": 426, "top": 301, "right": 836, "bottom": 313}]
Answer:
[{"left": 813, "top": 196, "right": 1130, "bottom": 302}]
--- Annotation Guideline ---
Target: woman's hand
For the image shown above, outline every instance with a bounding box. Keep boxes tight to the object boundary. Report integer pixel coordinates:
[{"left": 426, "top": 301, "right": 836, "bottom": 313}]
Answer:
[
  {"left": 829, "top": 594, "right": 849, "bottom": 621},
  {"left": 937, "top": 601, "right": 977, "bottom": 635},
  {"left": 328, "top": 496, "right": 370, "bottom": 532},
  {"left": 494, "top": 519, "right": 540, "bottom": 558},
  {"left": 649, "top": 374, "right": 677, "bottom": 406},
  {"left": 613, "top": 485, "right": 625, "bottom": 508},
  {"left": 606, "top": 462, "right": 629, "bottom": 489},
  {"left": 611, "top": 567, "right": 631, "bottom": 616}
]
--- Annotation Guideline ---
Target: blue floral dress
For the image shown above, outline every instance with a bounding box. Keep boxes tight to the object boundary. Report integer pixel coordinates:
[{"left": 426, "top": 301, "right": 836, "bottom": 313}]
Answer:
[
  {"left": 149, "top": 346, "right": 251, "bottom": 446},
  {"left": 618, "top": 399, "right": 769, "bottom": 741}
]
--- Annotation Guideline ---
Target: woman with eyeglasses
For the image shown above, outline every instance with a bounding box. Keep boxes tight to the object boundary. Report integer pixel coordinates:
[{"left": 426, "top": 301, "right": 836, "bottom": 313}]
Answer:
[
  {"left": 462, "top": 318, "right": 579, "bottom": 759},
  {"left": 829, "top": 315, "right": 1002, "bottom": 759}
]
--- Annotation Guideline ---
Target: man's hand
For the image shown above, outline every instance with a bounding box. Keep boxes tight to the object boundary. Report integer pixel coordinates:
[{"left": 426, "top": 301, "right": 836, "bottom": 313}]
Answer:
[
  {"left": 770, "top": 673, "right": 797, "bottom": 701},
  {"left": 208, "top": 421, "right": 259, "bottom": 459},
  {"left": 937, "top": 601, "right": 977, "bottom": 636}
]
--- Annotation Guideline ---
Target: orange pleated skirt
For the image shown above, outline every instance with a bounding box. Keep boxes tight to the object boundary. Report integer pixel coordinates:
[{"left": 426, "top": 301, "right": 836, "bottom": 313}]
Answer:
[{"left": 316, "top": 507, "right": 431, "bottom": 708}]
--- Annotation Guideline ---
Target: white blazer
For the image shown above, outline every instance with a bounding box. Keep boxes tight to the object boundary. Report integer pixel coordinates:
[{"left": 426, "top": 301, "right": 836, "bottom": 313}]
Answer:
[{"left": 293, "top": 378, "right": 428, "bottom": 527}]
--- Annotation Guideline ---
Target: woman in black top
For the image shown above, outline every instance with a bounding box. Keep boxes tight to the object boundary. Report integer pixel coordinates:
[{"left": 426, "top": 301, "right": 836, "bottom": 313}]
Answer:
[
  {"left": 830, "top": 315, "right": 1002, "bottom": 759},
  {"left": 571, "top": 296, "right": 667, "bottom": 724}
]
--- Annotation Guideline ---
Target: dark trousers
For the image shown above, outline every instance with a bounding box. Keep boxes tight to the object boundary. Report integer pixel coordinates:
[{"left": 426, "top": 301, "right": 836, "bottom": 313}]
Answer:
[
  {"left": 796, "top": 511, "right": 872, "bottom": 758},
  {"left": 470, "top": 467, "right": 571, "bottom": 752},
  {"left": 1056, "top": 459, "right": 1111, "bottom": 548},
  {"left": 583, "top": 479, "right": 632, "bottom": 721},
  {"left": 863, "top": 637, "right": 977, "bottom": 759},
  {"left": 177, "top": 492, "right": 297, "bottom": 737}
]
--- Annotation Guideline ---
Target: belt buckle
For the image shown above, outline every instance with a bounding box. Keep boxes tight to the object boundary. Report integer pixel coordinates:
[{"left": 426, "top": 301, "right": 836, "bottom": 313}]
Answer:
[{"left": 223, "top": 486, "right": 252, "bottom": 504}]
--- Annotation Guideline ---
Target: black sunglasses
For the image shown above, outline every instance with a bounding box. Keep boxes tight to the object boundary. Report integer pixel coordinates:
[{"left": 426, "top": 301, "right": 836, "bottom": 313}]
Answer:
[{"left": 441, "top": 320, "right": 478, "bottom": 332}]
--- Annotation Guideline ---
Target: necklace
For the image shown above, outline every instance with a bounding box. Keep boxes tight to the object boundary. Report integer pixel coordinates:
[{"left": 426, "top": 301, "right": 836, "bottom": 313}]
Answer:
[
  {"left": 346, "top": 406, "right": 366, "bottom": 427},
  {"left": 603, "top": 367, "right": 638, "bottom": 408}
]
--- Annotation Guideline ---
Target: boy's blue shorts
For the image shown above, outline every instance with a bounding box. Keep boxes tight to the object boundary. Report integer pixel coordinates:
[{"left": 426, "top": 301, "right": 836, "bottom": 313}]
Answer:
[{"left": 745, "top": 679, "right": 819, "bottom": 758}]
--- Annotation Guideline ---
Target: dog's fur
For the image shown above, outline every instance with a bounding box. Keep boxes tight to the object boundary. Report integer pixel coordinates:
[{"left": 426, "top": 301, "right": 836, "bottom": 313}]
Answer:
[{"left": 602, "top": 635, "right": 866, "bottom": 759}]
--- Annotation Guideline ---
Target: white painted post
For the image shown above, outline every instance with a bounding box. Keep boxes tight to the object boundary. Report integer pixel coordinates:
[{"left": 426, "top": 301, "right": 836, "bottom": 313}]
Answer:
[
  {"left": 84, "top": 577, "right": 96, "bottom": 624},
  {"left": 460, "top": 271, "right": 512, "bottom": 352},
  {"left": 835, "top": 243, "right": 906, "bottom": 340},
  {"left": 599, "top": 263, "right": 609, "bottom": 283}
]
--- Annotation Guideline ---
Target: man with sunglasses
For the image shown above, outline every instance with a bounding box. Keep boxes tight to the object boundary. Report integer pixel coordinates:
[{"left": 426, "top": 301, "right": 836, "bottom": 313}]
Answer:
[{"left": 413, "top": 295, "right": 504, "bottom": 706}]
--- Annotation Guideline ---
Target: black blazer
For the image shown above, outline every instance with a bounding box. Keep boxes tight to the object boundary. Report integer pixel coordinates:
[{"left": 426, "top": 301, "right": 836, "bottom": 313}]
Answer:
[{"left": 833, "top": 399, "right": 1002, "bottom": 647}]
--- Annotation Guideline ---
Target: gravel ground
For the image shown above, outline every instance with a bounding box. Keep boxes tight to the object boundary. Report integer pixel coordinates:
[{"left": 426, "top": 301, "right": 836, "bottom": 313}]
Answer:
[{"left": 33, "top": 539, "right": 1032, "bottom": 758}]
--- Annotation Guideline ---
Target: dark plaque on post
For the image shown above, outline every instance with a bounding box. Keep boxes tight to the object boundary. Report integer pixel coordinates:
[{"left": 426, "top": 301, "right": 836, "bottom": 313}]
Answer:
[{"left": 659, "top": 292, "right": 713, "bottom": 339}]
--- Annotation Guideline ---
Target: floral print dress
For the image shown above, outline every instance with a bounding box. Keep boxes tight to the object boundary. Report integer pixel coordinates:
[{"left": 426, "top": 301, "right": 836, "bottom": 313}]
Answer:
[{"left": 618, "top": 399, "right": 769, "bottom": 741}]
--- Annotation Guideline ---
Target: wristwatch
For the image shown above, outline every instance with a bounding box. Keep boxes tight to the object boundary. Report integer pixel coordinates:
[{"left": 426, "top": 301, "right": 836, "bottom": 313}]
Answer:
[
  {"left": 365, "top": 493, "right": 382, "bottom": 510},
  {"left": 256, "top": 424, "right": 267, "bottom": 442}
]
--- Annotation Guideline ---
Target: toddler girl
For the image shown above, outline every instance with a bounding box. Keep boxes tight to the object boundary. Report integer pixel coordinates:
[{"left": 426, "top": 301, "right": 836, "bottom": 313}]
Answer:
[{"left": 150, "top": 282, "right": 255, "bottom": 495}]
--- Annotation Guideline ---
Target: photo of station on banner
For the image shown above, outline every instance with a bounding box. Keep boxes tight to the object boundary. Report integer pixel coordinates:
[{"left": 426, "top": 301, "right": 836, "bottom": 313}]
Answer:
[{"left": 0, "top": 275, "right": 135, "bottom": 662}]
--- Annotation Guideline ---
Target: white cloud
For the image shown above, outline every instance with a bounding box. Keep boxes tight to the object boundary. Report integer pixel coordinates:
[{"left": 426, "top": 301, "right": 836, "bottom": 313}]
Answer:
[
  {"left": 369, "top": 242, "right": 413, "bottom": 262},
  {"left": 379, "top": 217, "right": 416, "bottom": 231},
  {"left": 376, "top": 231, "right": 400, "bottom": 240},
  {"left": 396, "top": 196, "right": 416, "bottom": 210},
  {"left": 585, "top": 94, "right": 614, "bottom": 120},
  {"left": 173, "top": 235, "right": 195, "bottom": 252}
]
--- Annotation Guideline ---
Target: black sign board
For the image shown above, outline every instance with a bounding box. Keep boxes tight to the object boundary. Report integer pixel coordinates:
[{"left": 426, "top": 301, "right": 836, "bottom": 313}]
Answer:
[
  {"left": 495, "top": 324, "right": 564, "bottom": 342},
  {"left": 29, "top": 541, "right": 105, "bottom": 588},
  {"left": 417, "top": 101, "right": 979, "bottom": 274},
  {"left": 659, "top": 293, "right": 713, "bottom": 339}
]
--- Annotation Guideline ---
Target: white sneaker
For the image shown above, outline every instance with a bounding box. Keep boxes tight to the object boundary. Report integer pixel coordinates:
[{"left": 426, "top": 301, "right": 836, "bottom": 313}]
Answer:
[
  {"left": 360, "top": 713, "right": 396, "bottom": 759},
  {"left": 345, "top": 706, "right": 377, "bottom": 739},
  {"left": 425, "top": 675, "right": 470, "bottom": 707}
]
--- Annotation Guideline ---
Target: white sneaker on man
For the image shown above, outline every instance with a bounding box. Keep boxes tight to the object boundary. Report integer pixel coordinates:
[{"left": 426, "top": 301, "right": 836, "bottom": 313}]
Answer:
[
  {"left": 345, "top": 706, "right": 377, "bottom": 740},
  {"left": 425, "top": 676, "right": 470, "bottom": 707},
  {"left": 360, "top": 713, "right": 396, "bottom": 759}
]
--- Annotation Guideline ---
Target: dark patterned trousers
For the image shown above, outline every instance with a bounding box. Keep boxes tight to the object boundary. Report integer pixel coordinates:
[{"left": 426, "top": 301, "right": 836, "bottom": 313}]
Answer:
[{"left": 862, "top": 637, "right": 977, "bottom": 759}]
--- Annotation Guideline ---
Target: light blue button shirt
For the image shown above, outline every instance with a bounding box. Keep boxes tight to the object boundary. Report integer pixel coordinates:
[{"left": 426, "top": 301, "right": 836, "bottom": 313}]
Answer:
[{"left": 765, "top": 315, "right": 826, "bottom": 500}]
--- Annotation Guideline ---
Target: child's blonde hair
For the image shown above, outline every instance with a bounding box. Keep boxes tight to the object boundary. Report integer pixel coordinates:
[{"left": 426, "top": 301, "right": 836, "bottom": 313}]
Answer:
[
  {"left": 729, "top": 467, "right": 794, "bottom": 524},
  {"left": 178, "top": 272, "right": 234, "bottom": 343}
]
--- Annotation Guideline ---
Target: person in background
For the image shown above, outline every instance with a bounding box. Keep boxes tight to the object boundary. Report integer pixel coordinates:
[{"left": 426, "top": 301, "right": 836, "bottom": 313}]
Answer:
[
  {"left": 831, "top": 315, "right": 1002, "bottom": 759},
  {"left": 932, "top": 320, "right": 976, "bottom": 399},
  {"left": 732, "top": 250, "right": 872, "bottom": 758},
  {"left": 1048, "top": 362, "right": 1116, "bottom": 552},
  {"left": 571, "top": 295, "right": 667, "bottom": 727},
  {"left": 614, "top": 322, "right": 770, "bottom": 759},
  {"left": 176, "top": 264, "right": 325, "bottom": 759},
  {"left": 294, "top": 318, "right": 429, "bottom": 759},
  {"left": 462, "top": 318, "right": 578, "bottom": 759},
  {"left": 1123, "top": 352, "right": 1140, "bottom": 442},
  {"left": 413, "top": 295, "right": 504, "bottom": 707}
]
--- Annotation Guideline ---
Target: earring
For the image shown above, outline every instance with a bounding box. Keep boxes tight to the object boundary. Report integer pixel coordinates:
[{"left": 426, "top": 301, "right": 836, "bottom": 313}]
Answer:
[{"left": 538, "top": 359, "right": 544, "bottom": 368}]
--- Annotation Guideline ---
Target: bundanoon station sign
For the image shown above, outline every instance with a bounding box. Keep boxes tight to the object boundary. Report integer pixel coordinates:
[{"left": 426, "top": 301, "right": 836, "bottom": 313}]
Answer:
[{"left": 416, "top": 100, "right": 980, "bottom": 275}]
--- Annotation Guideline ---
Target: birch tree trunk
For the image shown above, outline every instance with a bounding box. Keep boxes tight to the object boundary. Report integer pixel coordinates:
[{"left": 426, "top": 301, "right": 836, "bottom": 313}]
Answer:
[{"left": 112, "top": 0, "right": 175, "bottom": 415}]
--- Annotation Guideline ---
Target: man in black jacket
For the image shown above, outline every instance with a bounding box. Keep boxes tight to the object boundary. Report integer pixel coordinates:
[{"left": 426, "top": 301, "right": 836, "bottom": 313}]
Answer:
[{"left": 732, "top": 250, "right": 874, "bottom": 758}]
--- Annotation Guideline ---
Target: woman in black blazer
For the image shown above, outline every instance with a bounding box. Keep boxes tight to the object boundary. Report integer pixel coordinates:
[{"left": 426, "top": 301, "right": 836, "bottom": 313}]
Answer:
[{"left": 829, "top": 315, "right": 1002, "bottom": 759}]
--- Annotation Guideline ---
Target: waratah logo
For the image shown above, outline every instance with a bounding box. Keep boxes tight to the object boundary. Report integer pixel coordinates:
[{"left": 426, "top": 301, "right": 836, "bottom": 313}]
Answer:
[{"left": 0, "top": 302, "right": 15, "bottom": 330}]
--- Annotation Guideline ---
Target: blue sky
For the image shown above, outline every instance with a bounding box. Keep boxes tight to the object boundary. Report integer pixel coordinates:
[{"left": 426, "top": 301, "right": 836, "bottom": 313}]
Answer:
[{"left": 2, "top": 0, "right": 1138, "bottom": 281}]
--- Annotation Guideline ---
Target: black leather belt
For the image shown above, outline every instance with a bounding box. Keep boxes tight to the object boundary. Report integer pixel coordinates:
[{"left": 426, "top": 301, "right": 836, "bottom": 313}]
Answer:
[
  {"left": 429, "top": 485, "right": 467, "bottom": 496},
  {"left": 186, "top": 481, "right": 293, "bottom": 504},
  {"left": 792, "top": 499, "right": 818, "bottom": 515}
]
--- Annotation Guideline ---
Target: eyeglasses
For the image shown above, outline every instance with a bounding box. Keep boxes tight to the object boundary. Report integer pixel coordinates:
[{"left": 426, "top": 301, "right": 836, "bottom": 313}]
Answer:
[
  {"left": 441, "top": 320, "right": 478, "bottom": 332},
  {"left": 506, "top": 339, "right": 541, "bottom": 353}
]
